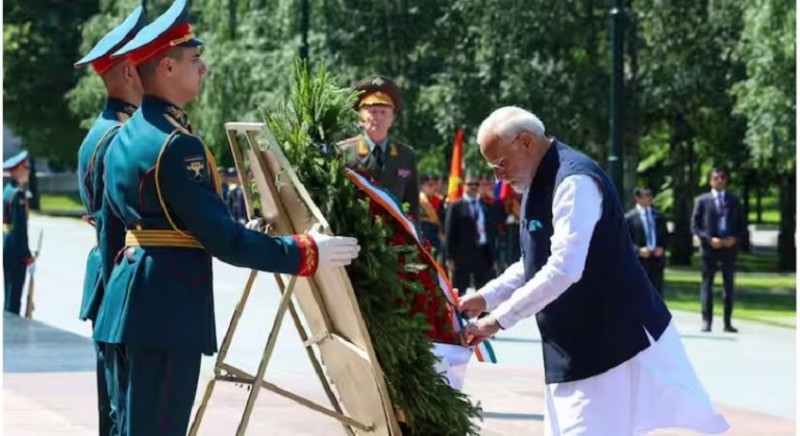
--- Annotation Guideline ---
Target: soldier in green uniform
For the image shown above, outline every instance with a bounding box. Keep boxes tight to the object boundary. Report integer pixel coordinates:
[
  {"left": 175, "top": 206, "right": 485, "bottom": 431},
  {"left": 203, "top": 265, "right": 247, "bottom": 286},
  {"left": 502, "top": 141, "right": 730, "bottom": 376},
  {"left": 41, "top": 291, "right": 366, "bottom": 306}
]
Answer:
[
  {"left": 92, "top": 1, "right": 360, "bottom": 434},
  {"left": 338, "top": 75, "right": 420, "bottom": 219},
  {"left": 419, "top": 173, "right": 444, "bottom": 258},
  {"left": 3, "top": 151, "right": 34, "bottom": 315},
  {"left": 73, "top": 6, "right": 147, "bottom": 435}
]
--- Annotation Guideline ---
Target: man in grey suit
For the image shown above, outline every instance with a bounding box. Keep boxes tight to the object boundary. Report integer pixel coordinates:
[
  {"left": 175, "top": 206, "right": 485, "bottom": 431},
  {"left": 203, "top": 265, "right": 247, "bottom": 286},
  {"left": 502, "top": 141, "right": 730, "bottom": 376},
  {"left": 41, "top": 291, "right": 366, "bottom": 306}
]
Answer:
[
  {"left": 338, "top": 75, "right": 420, "bottom": 219},
  {"left": 691, "top": 168, "right": 745, "bottom": 333}
]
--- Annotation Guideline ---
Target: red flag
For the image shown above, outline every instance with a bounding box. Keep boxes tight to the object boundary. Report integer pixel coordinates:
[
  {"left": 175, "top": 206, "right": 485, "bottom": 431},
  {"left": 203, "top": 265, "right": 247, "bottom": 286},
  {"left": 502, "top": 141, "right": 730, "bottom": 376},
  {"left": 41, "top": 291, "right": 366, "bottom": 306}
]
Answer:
[
  {"left": 446, "top": 128, "right": 464, "bottom": 203},
  {"left": 499, "top": 180, "right": 512, "bottom": 203}
]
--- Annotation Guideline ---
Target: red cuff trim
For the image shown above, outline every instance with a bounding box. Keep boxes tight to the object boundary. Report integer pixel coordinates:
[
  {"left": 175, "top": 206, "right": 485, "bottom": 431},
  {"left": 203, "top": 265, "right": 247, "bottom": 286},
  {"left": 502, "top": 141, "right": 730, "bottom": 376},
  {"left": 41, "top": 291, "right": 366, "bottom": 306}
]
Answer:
[
  {"left": 293, "top": 234, "right": 318, "bottom": 277},
  {"left": 22, "top": 256, "right": 34, "bottom": 266}
]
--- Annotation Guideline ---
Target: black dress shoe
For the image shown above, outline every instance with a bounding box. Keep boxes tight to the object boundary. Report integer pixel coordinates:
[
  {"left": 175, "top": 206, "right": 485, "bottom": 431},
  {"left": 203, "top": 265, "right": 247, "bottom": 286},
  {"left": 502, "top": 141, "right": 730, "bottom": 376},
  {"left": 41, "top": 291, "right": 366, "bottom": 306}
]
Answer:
[
  {"left": 701, "top": 323, "right": 711, "bottom": 332},
  {"left": 723, "top": 325, "right": 739, "bottom": 333}
]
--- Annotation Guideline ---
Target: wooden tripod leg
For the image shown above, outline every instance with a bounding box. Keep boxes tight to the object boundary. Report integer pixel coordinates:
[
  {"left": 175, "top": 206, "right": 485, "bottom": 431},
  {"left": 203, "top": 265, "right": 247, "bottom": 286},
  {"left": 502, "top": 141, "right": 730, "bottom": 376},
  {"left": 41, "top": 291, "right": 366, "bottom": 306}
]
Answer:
[
  {"left": 275, "top": 274, "right": 354, "bottom": 436},
  {"left": 189, "top": 269, "right": 260, "bottom": 436},
  {"left": 235, "top": 274, "right": 298, "bottom": 436}
]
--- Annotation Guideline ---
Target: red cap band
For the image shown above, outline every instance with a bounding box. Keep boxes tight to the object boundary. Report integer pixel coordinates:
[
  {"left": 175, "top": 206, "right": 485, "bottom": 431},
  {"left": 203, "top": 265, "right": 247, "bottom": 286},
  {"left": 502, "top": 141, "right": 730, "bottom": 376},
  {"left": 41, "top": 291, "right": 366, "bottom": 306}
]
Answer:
[
  {"left": 91, "top": 55, "right": 126, "bottom": 75},
  {"left": 126, "top": 22, "right": 195, "bottom": 66}
]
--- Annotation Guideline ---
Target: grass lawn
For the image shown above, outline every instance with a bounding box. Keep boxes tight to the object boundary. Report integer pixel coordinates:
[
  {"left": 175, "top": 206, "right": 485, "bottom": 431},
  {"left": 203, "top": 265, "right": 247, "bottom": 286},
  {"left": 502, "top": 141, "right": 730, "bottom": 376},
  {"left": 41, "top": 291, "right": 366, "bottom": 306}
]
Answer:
[
  {"left": 670, "top": 251, "right": 791, "bottom": 273},
  {"left": 663, "top": 251, "right": 796, "bottom": 328},
  {"left": 39, "top": 192, "right": 84, "bottom": 212},
  {"left": 748, "top": 209, "right": 780, "bottom": 225},
  {"left": 746, "top": 190, "right": 780, "bottom": 224}
]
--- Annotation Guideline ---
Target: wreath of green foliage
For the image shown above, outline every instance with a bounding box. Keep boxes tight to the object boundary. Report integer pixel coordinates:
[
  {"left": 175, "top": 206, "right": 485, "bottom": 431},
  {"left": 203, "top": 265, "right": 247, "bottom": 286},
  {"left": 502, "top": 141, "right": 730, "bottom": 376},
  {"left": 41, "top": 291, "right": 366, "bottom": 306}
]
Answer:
[{"left": 263, "top": 61, "right": 481, "bottom": 435}]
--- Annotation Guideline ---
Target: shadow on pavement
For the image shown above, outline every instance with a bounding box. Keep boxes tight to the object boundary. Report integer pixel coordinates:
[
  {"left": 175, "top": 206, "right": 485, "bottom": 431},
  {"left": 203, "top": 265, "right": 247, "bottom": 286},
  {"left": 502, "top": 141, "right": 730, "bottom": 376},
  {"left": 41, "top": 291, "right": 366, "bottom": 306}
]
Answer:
[
  {"left": 3, "top": 312, "right": 95, "bottom": 373},
  {"left": 679, "top": 333, "right": 738, "bottom": 341},
  {"left": 482, "top": 411, "right": 545, "bottom": 421}
]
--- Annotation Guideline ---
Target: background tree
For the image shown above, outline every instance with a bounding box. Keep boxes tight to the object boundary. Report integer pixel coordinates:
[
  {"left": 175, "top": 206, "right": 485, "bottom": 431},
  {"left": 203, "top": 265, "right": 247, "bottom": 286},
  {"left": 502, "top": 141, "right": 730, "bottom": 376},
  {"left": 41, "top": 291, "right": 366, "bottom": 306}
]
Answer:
[
  {"left": 12, "top": 0, "right": 792, "bottom": 271},
  {"left": 731, "top": 0, "right": 796, "bottom": 270},
  {"left": 636, "top": 0, "right": 746, "bottom": 265},
  {"left": 4, "top": 0, "right": 98, "bottom": 168}
]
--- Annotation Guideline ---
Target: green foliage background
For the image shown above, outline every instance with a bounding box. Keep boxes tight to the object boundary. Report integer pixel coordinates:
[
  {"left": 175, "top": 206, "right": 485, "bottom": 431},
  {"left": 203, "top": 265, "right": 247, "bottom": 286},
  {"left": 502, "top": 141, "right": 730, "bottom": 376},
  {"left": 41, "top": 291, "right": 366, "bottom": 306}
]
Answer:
[{"left": 3, "top": 0, "right": 794, "bottom": 268}]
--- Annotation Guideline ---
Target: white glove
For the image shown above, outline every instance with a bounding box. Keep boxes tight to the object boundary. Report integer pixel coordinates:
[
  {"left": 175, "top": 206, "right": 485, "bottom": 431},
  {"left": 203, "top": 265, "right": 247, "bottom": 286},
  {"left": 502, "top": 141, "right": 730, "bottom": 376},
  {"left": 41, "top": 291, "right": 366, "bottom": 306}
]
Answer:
[
  {"left": 309, "top": 230, "right": 360, "bottom": 268},
  {"left": 27, "top": 261, "right": 36, "bottom": 275},
  {"left": 245, "top": 218, "right": 267, "bottom": 232}
]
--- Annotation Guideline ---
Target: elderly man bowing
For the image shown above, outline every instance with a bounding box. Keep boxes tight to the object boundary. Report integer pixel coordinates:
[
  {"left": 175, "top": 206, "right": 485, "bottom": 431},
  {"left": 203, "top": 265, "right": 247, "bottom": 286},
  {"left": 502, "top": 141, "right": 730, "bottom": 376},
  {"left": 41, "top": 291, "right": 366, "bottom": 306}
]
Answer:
[{"left": 460, "top": 107, "right": 728, "bottom": 435}]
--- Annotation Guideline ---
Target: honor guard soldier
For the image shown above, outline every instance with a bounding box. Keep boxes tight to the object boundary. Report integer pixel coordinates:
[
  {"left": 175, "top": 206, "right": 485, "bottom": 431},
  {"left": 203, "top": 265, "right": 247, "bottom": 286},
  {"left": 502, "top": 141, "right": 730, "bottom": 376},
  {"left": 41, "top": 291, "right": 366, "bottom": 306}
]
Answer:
[
  {"left": 338, "top": 75, "right": 420, "bottom": 219},
  {"left": 73, "top": 6, "right": 147, "bottom": 435},
  {"left": 92, "top": 1, "right": 360, "bottom": 434},
  {"left": 3, "top": 151, "right": 34, "bottom": 315}
]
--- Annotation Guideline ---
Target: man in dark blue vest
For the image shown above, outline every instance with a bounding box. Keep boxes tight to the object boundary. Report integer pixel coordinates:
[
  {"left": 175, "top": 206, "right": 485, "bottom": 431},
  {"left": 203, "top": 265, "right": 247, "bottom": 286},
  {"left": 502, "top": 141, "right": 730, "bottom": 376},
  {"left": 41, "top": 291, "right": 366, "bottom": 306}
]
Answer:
[{"left": 459, "top": 107, "right": 727, "bottom": 434}]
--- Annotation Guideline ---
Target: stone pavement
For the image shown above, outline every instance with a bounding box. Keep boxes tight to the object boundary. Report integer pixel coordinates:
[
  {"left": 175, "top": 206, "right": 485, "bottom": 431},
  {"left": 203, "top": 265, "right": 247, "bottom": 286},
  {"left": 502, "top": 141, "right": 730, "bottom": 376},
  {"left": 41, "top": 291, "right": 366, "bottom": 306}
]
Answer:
[
  {"left": 3, "top": 215, "right": 797, "bottom": 434},
  {"left": 4, "top": 313, "right": 796, "bottom": 435}
]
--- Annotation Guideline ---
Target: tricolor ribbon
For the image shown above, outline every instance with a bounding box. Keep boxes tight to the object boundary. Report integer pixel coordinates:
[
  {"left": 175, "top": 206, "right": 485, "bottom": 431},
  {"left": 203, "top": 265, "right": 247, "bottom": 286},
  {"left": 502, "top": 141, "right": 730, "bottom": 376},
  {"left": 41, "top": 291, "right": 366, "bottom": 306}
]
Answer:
[{"left": 345, "top": 168, "right": 497, "bottom": 363}]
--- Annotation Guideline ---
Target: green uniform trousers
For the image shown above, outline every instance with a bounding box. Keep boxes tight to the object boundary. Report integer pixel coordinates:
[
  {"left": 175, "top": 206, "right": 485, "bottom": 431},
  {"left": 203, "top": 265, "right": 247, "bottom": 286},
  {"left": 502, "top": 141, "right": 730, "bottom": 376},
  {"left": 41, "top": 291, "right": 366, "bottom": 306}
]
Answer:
[
  {"left": 3, "top": 260, "right": 25, "bottom": 314},
  {"left": 105, "top": 344, "right": 201, "bottom": 436},
  {"left": 93, "top": 339, "right": 113, "bottom": 435}
]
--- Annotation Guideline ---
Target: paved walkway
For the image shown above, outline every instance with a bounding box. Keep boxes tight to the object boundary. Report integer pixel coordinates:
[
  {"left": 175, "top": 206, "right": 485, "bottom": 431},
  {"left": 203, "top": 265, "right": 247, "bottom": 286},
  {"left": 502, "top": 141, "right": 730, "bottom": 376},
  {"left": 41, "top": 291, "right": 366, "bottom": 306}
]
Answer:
[
  {"left": 3, "top": 215, "right": 797, "bottom": 434},
  {"left": 3, "top": 316, "right": 795, "bottom": 435}
]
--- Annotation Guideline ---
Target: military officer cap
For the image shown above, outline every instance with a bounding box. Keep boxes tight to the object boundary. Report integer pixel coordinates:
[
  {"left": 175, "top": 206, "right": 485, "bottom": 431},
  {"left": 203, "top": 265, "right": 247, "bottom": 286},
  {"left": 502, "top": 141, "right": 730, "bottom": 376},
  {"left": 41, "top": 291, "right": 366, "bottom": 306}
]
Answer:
[
  {"left": 3, "top": 151, "right": 29, "bottom": 171},
  {"left": 354, "top": 75, "right": 403, "bottom": 113},
  {"left": 113, "top": 0, "right": 202, "bottom": 66},
  {"left": 74, "top": 5, "right": 147, "bottom": 74}
]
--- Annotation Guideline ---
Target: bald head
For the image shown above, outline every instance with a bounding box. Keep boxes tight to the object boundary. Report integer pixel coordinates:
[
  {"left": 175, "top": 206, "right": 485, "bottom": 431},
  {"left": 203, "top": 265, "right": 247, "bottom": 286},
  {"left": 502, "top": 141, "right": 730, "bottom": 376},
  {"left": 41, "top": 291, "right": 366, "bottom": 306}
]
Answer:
[{"left": 477, "top": 107, "right": 551, "bottom": 193}]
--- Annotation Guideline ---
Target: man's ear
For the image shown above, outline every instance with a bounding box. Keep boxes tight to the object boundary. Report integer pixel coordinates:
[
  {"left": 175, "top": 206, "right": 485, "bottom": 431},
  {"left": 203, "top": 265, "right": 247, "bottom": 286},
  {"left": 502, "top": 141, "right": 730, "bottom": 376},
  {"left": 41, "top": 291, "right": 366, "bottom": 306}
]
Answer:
[
  {"left": 521, "top": 131, "right": 535, "bottom": 150},
  {"left": 158, "top": 56, "right": 174, "bottom": 76},
  {"left": 125, "top": 63, "right": 137, "bottom": 79}
]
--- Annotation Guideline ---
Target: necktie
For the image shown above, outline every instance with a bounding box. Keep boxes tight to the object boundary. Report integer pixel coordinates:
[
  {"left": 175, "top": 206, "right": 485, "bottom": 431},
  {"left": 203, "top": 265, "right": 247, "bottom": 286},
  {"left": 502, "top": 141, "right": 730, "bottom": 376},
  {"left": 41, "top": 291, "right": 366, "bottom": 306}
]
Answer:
[
  {"left": 372, "top": 144, "right": 384, "bottom": 170},
  {"left": 472, "top": 200, "right": 487, "bottom": 245},
  {"left": 646, "top": 208, "right": 656, "bottom": 249},
  {"left": 717, "top": 193, "right": 727, "bottom": 234}
]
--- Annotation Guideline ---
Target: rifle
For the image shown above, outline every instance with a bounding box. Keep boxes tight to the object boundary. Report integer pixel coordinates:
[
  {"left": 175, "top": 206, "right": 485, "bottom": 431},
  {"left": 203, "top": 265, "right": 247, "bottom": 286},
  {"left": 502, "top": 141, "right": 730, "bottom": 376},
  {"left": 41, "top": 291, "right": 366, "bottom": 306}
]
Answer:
[{"left": 24, "top": 229, "right": 43, "bottom": 319}]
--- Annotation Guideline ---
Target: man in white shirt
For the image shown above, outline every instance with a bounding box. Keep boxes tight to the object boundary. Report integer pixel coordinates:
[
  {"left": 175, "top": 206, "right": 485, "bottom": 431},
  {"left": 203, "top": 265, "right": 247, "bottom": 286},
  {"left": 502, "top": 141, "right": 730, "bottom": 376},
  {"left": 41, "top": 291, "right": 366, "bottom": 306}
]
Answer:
[{"left": 459, "top": 106, "right": 728, "bottom": 435}]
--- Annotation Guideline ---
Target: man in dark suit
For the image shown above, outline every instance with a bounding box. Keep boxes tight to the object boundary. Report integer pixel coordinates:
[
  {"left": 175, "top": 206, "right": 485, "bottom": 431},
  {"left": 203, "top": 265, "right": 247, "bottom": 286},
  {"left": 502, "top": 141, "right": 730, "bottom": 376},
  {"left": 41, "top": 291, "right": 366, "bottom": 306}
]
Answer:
[
  {"left": 445, "top": 173, "right": 496, "bottom": 295},
  {"left": 625, "top": 187, "right": 668, "bottom": 296},
  {"left": 338, "top": 75, "right": 420, "bottom": 219},
  {"left": 691, "top": 168, "right": 745, "bottom": 333}
]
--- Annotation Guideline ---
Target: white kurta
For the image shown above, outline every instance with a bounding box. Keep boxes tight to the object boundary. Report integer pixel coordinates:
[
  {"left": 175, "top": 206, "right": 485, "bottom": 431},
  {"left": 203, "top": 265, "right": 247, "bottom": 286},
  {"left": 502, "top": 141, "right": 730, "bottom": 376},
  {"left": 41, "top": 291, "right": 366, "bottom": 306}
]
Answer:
[{"left": 478, "top": 175, "right": 729, "bottom": 435}]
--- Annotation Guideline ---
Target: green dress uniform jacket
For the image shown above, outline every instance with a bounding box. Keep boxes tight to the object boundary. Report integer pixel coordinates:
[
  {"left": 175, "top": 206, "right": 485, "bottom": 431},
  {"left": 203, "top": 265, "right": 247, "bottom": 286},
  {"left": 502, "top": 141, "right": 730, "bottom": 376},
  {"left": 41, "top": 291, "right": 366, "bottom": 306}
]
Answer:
[
  {"left": 76, "top": 98, "right": 136, "bottom": 436},
  {"left": 77, "top": 98, "right": 137, "bottom": 322},
  {"left": 93, "top": 95, "right": 318, "bottom": 355},
  {"left": 339, "top": 135, "right": 420, "bottom": 220},
  {"left": 3, "top": 181, "right": 33, "bottom": 314}
]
